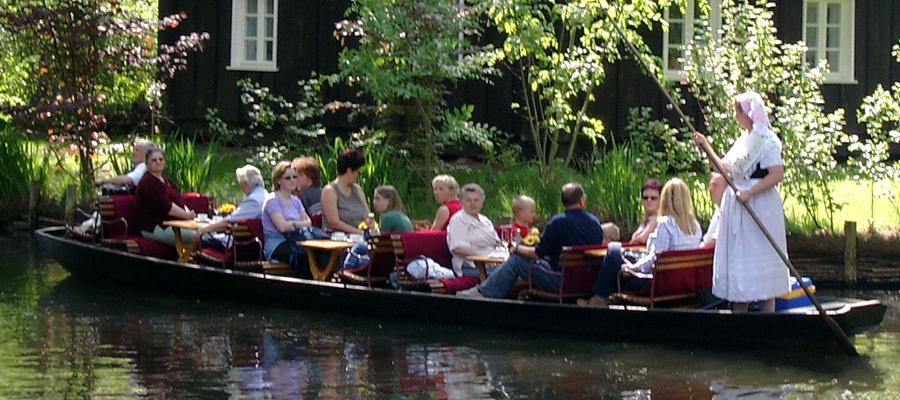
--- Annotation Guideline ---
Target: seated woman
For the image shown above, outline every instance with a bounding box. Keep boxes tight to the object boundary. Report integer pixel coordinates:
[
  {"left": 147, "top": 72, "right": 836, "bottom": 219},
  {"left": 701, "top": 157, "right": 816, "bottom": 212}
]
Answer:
[
  {"left": 430, "top": 174, "right": 461, "bottom": 230},
  {"left": 407, "top": 183, "right": 507, "bottom": 281},
  {"left": 581, "top": 178, "right": 702, "bottom": 307},
  {"left": 262, "top": 161, "right": 313, "bottom": 276},
  {"left": 372, "top": 185, "right": 412, "bottom": 233},
  {"left": 135, "top": 148, "right": 197, "bottom": 247},
  {"left": 193, "top": 164, "right": 268, "bottom": 251},
  {"left": 446, "top": 183, "right": 509, "bottom": 278},
  {"left": 321, "top": 149, "right": 369, "bottom": 234},
  {"left": 631, "top": 178, "right": 662, "bottom": 244},
  {"left": 291, "top": 156, "right": 323, "bottom": 217}
]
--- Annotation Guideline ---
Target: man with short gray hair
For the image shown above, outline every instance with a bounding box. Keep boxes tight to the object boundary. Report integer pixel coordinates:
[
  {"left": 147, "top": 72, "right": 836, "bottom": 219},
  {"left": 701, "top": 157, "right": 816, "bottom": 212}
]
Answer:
[
  {"left": 458, "top": 182, "right": 604, "bottom": 298},
  {"left": 194, "top": 164, "right": 268, "bottom": 250},
  {"left": 95, "top": 138, "right": 156, "bottom": 189}
]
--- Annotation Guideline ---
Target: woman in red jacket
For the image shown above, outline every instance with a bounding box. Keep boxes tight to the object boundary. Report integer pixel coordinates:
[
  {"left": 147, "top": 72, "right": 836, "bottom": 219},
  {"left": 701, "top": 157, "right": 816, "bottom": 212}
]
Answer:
[{"left": 135, "top": 147, "right": 197, "bottom": 246}]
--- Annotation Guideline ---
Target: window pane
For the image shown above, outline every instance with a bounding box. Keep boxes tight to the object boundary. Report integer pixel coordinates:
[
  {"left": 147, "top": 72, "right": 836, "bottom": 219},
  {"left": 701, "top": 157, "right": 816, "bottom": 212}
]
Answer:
[
  {"left": 265, "top": 41, "right": 274, "bottom": 61},
  {"left": 669, "top": 7, "right": 684, "bottom": 20},
  {"left": 246, "top": 17, "right": 257, "bottom": 38},
  {"left": 668, "top": 47, "right": 683, "bottom": 70},
  {"left": 669, "top": 22, "right": 684, "bottom": 45},
  {"left": 827, "top": 3, "right": 840, "bottom": 25},
  {"left": 826, "top": 26, "right": 840, "bottom": 48},
  {"left": 806, "top": 52, "right": 818, "bottom": 67},
  {"left": 247, "top": 0, "right": 257, "bottom": 14},
  {"left": 245, "top": 39, "right": 257, "bottom": 61},
  {"left": 265, "top": 17, "right": 274, "bottom": 37},
  {"left": 807, "top": 2, "right": 818, "bottom": 24},
  {"left": 826, "top": 50, "right": 840, "bottom": 72},
  {"left": 266, "top": 0, "right": 274, "bottom": 14},
  {"left": 806, "top": 27, "right": 818, "bottom": 48}
]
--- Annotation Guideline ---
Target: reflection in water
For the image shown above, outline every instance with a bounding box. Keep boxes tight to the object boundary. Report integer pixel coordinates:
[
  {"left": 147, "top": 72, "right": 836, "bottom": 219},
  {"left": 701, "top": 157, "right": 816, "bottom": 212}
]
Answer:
[{"left": 1, "top": 233, "right": 899, "bottom": 399}]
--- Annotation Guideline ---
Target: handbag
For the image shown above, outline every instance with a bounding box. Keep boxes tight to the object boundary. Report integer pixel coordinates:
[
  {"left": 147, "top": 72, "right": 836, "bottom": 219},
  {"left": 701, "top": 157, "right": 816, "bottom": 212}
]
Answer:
[{"left": 284, "top": 226, "right": 330, "bottom": 267}]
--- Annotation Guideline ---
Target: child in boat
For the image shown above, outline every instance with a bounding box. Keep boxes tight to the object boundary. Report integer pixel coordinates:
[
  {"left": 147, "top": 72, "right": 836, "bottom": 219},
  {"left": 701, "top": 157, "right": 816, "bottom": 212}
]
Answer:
[
  {"left": 510, "top": 195, "right": 536, "bottom": 239},
  {"left": 373, "top": 185, "right": 412, "bottom": 233},
  {"left": 601, "top": 223, "right": 620, "bottom": 244},
  {"left": 430, "top": 174, "right": 461, "bottom": 230}
]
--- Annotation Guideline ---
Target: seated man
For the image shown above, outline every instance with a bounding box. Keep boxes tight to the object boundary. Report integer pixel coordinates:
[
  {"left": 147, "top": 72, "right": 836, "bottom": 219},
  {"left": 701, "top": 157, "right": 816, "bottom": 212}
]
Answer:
[
  {"left": 458, "top": 182, "right": 604, "bottom": 298},
  {"left": 193, "top": 165, "right": 269, "bottom": 251},
  {"left": 95, "top": 138, "right": 156, "bottom": 191}
]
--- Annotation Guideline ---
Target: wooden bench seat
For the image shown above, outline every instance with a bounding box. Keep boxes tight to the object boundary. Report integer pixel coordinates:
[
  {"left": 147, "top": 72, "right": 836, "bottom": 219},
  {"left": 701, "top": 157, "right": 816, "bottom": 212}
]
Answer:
[{"left": 609, "top": 247, "right": 714, "bottom": 308}]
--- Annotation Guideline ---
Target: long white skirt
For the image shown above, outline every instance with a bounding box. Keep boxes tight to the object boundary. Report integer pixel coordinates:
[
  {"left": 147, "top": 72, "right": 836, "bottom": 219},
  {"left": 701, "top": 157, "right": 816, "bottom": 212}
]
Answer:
[{"left": 712, "top": 179, "right": 791, "bottom": 302}]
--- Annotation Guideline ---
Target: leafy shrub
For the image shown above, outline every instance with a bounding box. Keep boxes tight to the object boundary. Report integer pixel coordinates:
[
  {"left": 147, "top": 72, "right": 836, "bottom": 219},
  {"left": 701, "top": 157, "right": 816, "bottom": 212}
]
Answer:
[{"left": 162, "top": 134, "right": 217, "bottom": 194}]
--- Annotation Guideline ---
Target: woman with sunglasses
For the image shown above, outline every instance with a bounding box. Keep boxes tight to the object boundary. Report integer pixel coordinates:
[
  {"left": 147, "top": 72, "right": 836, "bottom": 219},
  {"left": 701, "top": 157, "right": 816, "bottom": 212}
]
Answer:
[
  {"left": 135, "top": 147, "right": 197, "bottom": 246},
  {"left": 262, "top": 161, "right": 313, "bottom": 274},
  {"left": 631, "top": 178, "right": 663, "bottom": 244}
]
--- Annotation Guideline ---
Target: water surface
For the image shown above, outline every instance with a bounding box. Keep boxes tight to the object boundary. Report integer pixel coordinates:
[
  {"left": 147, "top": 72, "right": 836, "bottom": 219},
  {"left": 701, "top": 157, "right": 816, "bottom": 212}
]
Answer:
[{"left": 0, "top": 233, "right": 898, "bottom": 399}]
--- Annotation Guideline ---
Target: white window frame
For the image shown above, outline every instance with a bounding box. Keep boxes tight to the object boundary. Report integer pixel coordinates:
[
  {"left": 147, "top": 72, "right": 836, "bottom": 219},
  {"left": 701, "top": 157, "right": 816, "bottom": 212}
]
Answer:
[
  {"left": 662, "top": 0, "right": 722, "bottom": 81},
  {"left": 227, "top": 0, "right": 279, "bottom": 72},
  {"left": 802, "top": 0, "right": 855, "bottom": 84}
]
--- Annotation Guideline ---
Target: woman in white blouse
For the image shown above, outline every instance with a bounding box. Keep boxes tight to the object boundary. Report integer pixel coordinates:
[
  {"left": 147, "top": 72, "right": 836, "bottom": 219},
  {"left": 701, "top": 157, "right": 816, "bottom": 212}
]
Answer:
[{"left": 580, "top": 178, "right": 701, "bottom": 307}]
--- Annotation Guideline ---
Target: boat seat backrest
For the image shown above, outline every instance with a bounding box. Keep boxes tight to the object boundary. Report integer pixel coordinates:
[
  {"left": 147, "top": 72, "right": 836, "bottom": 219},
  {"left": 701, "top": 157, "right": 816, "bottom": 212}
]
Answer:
[
  {"left": 651, "top": 247, "right": 714, "bottom": 297},
  {"left": 367, "top": 233, "right": 397, "bottom": 276},
  {"left": 557, "top": 244, "right": 606, "bottom": 294},
  {"left": 230, "top": 218, "right": 265, "bottom": 263},
  {"left": 182, "top": 192, "right": 210, "bottom": 214},
  {"left": 396, "top": 230, "right": 452, "bottom": 269},
  {"left": 100, "top": 195, "right": 140, "bottom": 238},
  {"left": 100, "top": 193, "right": 211, "bottom": 239}
]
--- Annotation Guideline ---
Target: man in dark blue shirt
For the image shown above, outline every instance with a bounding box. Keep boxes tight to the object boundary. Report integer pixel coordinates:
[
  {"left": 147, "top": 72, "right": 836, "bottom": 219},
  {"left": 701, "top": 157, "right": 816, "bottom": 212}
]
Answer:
[{"left": 460, "top": 182, "right": 604, "bottom": 298}]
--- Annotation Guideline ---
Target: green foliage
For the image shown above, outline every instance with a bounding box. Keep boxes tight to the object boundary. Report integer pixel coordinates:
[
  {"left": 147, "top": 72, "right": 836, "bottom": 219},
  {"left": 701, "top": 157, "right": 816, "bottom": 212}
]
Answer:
[
  {"left": 853, "top": 40, "right": 900, "bottom": 183},
  {"left": 676, "top": 0, "right": 851, "bottom": 231},
  {"left": 0, "top": 0, "right": 207, "bottom": 191},
  {"left": 625, "top": 107, "right": 705, "bottom": 177},
  {"left": 333, "top": 0, "right": 500, "bottom": 172},
  {"left": 480, "top": 0, "right": 685, "bottom": 169},
  {"left": 162, "top": 134, "right": 217, "bottom": 194}
]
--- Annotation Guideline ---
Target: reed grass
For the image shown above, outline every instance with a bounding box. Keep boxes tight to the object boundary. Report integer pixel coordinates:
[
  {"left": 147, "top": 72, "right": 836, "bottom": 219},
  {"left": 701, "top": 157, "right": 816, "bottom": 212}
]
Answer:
[{"left": 162, "top": 134, "right": 218, "bottom": 194}]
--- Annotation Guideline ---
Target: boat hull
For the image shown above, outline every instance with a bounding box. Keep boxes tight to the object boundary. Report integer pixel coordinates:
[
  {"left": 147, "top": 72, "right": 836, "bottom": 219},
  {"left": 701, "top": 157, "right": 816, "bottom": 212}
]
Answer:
[{"left": 36, "top": 227, "right": 886, "bottom": 353}]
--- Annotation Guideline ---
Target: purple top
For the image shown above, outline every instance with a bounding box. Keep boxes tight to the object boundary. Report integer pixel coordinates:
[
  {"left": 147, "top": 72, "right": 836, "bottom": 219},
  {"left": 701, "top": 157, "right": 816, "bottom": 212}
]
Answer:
[{"left": 262, "top": 193, "right": 306, "bottom": 260}]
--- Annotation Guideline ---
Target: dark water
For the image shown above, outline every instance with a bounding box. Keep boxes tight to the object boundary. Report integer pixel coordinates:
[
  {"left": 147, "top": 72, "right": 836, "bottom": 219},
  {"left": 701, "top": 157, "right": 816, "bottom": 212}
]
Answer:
[{"left": 1, "top": 234, "right": 898, "bottom": 399}]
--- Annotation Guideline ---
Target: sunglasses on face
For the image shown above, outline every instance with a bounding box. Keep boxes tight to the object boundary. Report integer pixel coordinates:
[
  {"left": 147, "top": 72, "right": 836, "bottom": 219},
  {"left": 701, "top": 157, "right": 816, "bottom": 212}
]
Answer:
[
  {"left": 281, "top": 175, "right": 298, "bottom": 181},
  {"left": 642, "top": 196, "right": 659, "bottom": 201}
]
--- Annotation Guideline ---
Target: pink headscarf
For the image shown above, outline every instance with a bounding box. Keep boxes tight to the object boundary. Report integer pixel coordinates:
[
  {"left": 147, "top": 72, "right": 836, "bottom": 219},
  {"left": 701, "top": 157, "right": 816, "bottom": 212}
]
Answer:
[{"left": 735, "top": 91, "right": 771, "bottom": 130}]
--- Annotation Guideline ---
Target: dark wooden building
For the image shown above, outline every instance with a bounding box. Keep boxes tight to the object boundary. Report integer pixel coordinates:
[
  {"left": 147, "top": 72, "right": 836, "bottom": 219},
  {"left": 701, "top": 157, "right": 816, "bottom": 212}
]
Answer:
[{"left": 160, "top": 0, "right": 899, "bottom": 154}]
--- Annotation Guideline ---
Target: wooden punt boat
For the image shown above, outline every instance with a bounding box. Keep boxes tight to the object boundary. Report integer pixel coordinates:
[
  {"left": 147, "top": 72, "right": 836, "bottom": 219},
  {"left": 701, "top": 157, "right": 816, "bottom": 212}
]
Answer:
[{"left": 36, "top": 226, "right": 886, "bottom": 353}]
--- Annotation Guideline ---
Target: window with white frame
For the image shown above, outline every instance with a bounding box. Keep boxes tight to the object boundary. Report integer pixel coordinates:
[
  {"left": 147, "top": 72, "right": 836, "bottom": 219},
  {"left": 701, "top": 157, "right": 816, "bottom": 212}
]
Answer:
[
  {"left": 662, "top": 0, "right": 721, "bottom": 80},
  {"left": 228, "top": 0, "right": 278, "bottom": 72},
  {"left": 803, "top": 0, "right": 855, "bottom": 83}
]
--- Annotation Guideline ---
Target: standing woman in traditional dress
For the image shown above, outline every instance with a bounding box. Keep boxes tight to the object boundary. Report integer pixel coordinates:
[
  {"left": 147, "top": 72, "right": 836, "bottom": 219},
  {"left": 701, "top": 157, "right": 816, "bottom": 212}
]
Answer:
[{"left": 693, "top": 91, "right": 790, "bottom": 313}]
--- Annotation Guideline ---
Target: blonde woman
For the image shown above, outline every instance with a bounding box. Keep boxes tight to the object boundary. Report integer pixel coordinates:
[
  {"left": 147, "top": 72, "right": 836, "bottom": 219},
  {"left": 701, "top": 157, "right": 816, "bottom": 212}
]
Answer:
[
  {"left": 580, "top": 178, "right": 702, "bottom": 307},
  {"left": 430, "top": 174, "right": 461, "bottom": 230}
]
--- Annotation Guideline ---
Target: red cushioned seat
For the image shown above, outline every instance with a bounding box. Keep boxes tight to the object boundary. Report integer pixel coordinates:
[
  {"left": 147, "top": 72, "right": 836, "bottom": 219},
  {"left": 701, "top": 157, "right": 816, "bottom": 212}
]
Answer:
[
  {"left": 181, "top": 192, "right": 210, "bottom": 214},
  {"left": 436, "top": 276, "right": 480, "bottom": 293},
  {"left": 520, "top": 243, "right": 607, "bottom": 303},
  {"left": 338, "top": 233, "right": 395, "bottom": 287},
  {"left": 392, "top": 230, "right": 454, "bottom": 291},
  {"left": 612, "top": 247, "right": 714, "bottom": 308},
  {"left": 133, "top": 237, "right": 178, "bottom": 260}
]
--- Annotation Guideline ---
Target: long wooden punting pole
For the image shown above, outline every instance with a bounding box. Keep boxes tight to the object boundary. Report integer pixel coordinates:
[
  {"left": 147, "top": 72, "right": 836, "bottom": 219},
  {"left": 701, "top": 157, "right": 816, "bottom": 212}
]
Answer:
[{"left": 607, "top": 16, "right": 858, "bottom": 356}]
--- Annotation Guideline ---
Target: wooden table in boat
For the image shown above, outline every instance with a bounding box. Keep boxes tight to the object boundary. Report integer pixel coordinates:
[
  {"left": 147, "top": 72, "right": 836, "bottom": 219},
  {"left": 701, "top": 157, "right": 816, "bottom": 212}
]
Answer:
[
  {"left": 466, "top": 255, "right": 507, "bottom": 282},
  {"left": 299, "top": 239, "right": 354, "bottom": 281},
  {"left": 163, "top": 219, "right": 208, "bottom": 263}
]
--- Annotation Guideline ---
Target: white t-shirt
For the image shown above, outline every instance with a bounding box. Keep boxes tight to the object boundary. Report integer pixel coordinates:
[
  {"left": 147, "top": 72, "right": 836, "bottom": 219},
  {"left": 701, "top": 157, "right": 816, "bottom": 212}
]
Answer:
[{"left": 126, "top": 162, "right": 147, "bottom": 185}]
